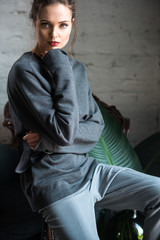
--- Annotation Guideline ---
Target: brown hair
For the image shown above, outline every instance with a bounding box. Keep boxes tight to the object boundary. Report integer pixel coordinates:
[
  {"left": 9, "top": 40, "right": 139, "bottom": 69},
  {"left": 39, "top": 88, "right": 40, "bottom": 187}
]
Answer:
[{"left": 29, "top": 0, "right": 77, "bottom": 56}]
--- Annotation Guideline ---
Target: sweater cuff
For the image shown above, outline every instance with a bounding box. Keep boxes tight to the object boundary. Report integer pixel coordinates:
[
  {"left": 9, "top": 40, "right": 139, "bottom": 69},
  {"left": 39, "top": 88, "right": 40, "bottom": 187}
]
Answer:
[{"left": 43, "top": 49, "right": 69, "bottom": 72}]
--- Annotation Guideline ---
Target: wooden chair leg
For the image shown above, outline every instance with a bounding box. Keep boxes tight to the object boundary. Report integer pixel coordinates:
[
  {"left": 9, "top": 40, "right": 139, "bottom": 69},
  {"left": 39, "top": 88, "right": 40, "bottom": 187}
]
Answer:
[{"left": 43, "top": 221, "right": 56, "bottom": 240}]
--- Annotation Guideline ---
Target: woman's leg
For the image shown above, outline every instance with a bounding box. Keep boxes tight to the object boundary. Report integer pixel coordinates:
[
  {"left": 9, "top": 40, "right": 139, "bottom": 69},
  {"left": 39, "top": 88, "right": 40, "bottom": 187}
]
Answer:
[
  {"left": 92, "top": 164, "right": 160, "bottom": 240},
  {"left": 39, "top": 164, "right": 160, "bottom": 240},
  {"left": 39, "top": 181, "right": 100, "bottom": 240}
]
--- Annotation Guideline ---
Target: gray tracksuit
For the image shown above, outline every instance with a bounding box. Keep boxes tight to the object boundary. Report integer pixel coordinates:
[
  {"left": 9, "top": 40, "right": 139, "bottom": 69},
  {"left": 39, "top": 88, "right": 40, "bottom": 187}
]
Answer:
[
  {"left": 7, "top": 49, "right": 104, "bottom": 210},
  {"left": 7, "top": 49, "right": 160, "bottom": 240}
]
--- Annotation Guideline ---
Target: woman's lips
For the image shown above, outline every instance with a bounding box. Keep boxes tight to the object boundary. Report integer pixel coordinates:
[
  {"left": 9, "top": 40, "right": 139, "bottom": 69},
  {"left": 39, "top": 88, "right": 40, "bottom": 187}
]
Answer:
[{"left": 48, "top": 41, "right": 60, "bottom": 46}]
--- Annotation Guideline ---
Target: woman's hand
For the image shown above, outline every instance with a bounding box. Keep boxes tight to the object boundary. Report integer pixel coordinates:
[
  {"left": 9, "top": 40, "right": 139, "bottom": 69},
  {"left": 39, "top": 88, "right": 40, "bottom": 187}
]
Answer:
[{"left": 23, "top": 131, "right": 40, "bottom": 150}]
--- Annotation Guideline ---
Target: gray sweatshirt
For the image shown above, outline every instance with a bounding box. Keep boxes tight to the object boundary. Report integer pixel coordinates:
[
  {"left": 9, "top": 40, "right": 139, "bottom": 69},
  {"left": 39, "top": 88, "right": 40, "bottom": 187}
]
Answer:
[{"left": 7, "top": 49, "right": 104, "bottom": 210}]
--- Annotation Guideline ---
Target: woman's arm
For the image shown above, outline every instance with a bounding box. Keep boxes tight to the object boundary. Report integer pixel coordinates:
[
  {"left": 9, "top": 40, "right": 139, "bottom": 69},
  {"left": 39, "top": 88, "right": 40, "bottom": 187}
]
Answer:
[
  {"left": 9, "top": 49, "right": 79, "bottom": 147},
  {"left": 29, "top": 80, "right": 104, "bottom": 153}
]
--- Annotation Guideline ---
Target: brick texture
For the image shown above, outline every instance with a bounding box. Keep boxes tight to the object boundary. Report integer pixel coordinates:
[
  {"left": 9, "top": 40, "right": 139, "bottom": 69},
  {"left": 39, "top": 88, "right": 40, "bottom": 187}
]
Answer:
[{"left": 0, "top": 0, "right": 160, "bottom": 146}]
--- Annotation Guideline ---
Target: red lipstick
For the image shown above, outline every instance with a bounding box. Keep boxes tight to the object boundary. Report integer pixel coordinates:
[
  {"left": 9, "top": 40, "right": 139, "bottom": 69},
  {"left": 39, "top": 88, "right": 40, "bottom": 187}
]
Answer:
[{"left": 48, "top": 41, "right": 60, "bottom": 46}]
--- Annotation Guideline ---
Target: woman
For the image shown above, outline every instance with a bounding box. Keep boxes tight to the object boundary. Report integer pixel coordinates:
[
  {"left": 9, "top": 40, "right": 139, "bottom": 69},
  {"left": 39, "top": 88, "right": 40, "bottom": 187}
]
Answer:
[{"left": 7, "top": 0, "right": 160, "bottom": 239}]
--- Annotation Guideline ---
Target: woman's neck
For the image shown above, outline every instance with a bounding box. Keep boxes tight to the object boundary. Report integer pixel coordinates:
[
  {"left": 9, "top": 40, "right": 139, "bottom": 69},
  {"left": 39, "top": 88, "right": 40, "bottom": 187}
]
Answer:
[{"left": 31, "top": 43, "right": 42, "bottom": 57}]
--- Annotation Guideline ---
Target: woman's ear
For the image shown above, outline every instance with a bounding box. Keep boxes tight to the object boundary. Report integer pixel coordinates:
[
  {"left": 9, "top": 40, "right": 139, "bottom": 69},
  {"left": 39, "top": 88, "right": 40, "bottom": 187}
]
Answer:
[{"left": 72, "top": 18, "right": 76, "bottom": 29}]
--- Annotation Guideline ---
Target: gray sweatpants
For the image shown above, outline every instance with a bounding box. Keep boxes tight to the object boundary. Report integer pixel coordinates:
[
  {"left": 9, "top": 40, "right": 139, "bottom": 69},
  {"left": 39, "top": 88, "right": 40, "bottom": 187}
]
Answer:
[{"left": 39, "top": 164, "right": 160, "bottom": 240}]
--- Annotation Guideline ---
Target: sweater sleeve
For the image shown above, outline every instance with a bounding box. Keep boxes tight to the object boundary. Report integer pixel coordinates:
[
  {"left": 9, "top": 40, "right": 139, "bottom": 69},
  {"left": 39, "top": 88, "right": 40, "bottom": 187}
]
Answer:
[
  {"left": 11, "top": 49, "right": 79, "bottom": 147},
  {"left": 73, "top": 81, "right": 104, "bottom": 148},
  {"left": 34, "top": 77, "right": 104, "bottom": 154}
]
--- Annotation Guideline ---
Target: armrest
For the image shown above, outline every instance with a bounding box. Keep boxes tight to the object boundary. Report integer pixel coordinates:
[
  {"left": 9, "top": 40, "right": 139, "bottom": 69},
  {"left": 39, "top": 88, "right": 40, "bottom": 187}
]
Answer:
[{"left": 93, "top": 94, "right": 130, "bottom": 137}]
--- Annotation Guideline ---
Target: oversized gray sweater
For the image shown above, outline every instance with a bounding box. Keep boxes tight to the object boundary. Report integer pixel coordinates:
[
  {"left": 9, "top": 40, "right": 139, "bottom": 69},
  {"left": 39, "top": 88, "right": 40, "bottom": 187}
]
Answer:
[{"left": 7, "top": 49, "right": 104, "bottom": 210}]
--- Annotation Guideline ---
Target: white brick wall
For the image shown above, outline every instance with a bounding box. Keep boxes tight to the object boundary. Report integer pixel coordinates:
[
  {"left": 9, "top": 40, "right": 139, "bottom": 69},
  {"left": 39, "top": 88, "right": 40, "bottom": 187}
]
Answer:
[{"left": 0, "top": 0, "right": 160, "bottom": 146}]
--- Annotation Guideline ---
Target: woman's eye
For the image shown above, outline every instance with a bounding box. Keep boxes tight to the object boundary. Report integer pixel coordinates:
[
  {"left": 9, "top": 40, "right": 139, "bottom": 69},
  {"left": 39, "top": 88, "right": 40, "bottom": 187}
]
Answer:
[
  {"left": 41, "top": 22, "right": 50, "bottom": 28},
  {"left": 60, "top": 23, "right": 68, "bottom": 29}
]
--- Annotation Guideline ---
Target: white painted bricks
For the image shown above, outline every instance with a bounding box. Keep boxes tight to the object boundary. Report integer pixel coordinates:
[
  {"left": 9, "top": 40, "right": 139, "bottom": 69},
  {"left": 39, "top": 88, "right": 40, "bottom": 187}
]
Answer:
[{"left": 0, "top": 0, "right": 160, "bottom": 146}]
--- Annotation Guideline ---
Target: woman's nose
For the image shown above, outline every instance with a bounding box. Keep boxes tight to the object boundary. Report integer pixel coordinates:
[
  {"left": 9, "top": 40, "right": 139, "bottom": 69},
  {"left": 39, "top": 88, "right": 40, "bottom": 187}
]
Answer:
[{"left": 50, "top": 27, "right": 58, "bottom": 39}]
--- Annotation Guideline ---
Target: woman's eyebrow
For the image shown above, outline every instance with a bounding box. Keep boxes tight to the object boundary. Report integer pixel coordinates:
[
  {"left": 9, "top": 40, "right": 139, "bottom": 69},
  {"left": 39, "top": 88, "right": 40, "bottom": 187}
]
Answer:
[
  {"left": 40, "top": 19, "right": 70, "bottom": 23},
  {"left": 59, "top": 20, "right": 70, "bottom": 23},
  {"left": 40, "top": 19, "right": 49, "bottom": 22}
]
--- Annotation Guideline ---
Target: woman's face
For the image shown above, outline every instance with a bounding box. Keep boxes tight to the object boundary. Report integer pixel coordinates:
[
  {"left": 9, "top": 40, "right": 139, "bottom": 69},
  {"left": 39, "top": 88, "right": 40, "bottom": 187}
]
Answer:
[{"left": 34, "top": 3, "right": 73, "bottom": 54}]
